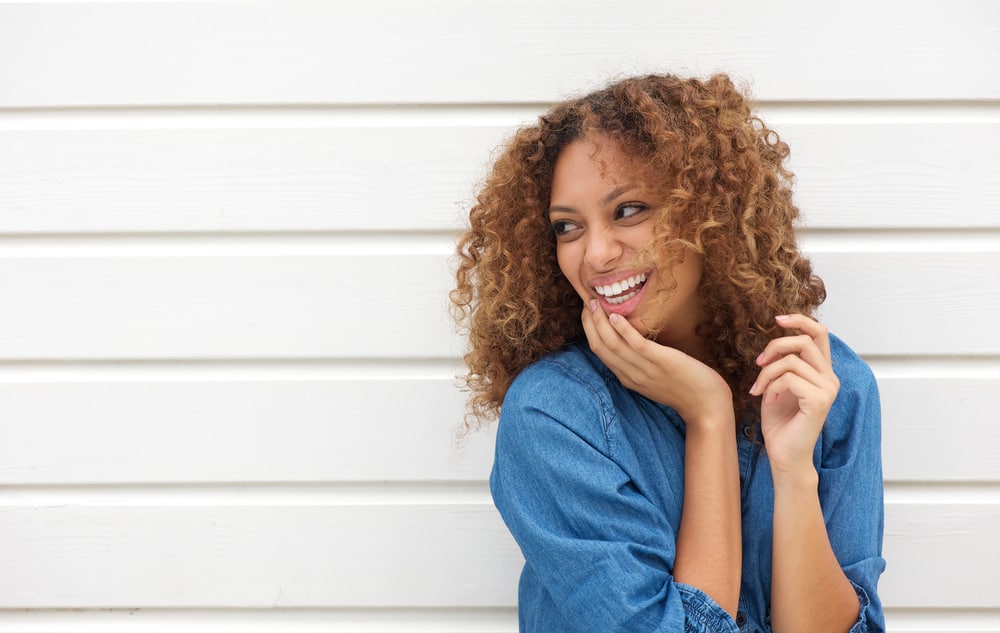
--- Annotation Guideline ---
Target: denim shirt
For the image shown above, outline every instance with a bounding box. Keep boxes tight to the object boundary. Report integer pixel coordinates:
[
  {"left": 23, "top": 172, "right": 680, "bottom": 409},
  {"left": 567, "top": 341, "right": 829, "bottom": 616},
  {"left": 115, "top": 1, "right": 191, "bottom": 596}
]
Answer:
[{"left": 491, "top": 334, "right": 885, "bottom": 633}]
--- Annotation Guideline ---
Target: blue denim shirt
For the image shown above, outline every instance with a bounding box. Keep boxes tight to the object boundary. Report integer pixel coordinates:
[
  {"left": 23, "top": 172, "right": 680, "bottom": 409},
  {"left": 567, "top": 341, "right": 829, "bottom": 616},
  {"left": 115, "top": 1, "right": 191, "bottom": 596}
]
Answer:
[{"left": 491, "top": 334, "right": 885, "bottom": 632}]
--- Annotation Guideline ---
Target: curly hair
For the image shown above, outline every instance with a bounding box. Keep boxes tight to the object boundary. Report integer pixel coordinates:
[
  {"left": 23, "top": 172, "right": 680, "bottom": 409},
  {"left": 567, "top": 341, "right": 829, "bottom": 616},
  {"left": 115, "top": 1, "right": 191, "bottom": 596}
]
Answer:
[{"left": 450, "top": 73, "right": 825, "bottom": 431}]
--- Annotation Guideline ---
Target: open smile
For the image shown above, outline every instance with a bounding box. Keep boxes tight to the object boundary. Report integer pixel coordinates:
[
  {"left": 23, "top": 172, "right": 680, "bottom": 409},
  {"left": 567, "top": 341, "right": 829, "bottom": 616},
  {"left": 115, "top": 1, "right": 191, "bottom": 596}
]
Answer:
[
  {"left": 591, "top": 271, "right": 650, "bottom": 312},
  {"left": 593, "top": 272, "right": 647, "bottom": 305}
]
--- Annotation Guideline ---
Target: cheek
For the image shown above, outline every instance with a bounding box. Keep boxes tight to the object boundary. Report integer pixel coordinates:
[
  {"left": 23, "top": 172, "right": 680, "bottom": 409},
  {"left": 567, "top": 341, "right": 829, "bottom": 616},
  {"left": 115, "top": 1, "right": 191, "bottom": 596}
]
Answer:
[
  {"left": 554, "top": 245, "right": 575, "bottom": 283},
  {"left": 555, "top": 246, "right": 589, "bottom": 298},
  {"left": 680, "top": 254, "right": 705, "bottom": 287}
]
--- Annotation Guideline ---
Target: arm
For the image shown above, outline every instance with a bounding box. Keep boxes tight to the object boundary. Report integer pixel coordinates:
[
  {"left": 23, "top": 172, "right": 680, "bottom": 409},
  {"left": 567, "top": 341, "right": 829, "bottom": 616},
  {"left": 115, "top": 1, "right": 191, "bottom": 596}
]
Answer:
[
  {"left": 675, "top": 416, "right": 742, "bottom": 617},
  {"left": 770, "top": 463, "right": 859, "bottom": 633},
  {"left": 491, "top": 362, "right": 739, "bottom": 633},
  {"left": 751, "top": 315, "right": 884, "bottom": 632},
  {"left": 582, "top": 302, "right": 742, "bottom": 617}
]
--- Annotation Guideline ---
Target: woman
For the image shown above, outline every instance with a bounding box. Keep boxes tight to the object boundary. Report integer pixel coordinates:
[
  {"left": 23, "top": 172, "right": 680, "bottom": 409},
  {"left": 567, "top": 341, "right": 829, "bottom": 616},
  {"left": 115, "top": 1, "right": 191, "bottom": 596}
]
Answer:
[{"left": 451, "top": 73, "right": 885, "bottom": 633}]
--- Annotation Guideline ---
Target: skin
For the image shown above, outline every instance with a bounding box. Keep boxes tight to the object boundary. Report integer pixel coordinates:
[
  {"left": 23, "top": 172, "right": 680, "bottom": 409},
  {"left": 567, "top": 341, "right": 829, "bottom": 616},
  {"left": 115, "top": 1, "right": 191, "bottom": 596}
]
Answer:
[
  {"left": 548, "top": 139, "right": 706, "bottom": 362},
  {"left": 549, "top": 138, "right": 859, "bottom": 631},
  {"left": 754, "top": 314, "right": 860, "bottom": 633}
]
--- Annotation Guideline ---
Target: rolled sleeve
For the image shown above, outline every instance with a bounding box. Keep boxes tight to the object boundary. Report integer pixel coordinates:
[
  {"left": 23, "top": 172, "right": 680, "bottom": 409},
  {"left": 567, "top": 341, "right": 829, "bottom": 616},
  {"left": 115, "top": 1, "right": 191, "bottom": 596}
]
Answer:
[
  {"left": 817, "top": 340, "right": 887, "bottom": 632},
  {"left": 846, "top": 578, "right": 876, "bottom": 633}
]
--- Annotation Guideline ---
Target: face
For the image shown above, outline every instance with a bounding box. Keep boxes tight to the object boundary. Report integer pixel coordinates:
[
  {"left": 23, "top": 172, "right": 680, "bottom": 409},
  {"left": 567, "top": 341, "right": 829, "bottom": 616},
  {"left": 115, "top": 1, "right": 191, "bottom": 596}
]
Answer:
[{"left": 548, "top": 138, "right": 705, "bottom": 354}]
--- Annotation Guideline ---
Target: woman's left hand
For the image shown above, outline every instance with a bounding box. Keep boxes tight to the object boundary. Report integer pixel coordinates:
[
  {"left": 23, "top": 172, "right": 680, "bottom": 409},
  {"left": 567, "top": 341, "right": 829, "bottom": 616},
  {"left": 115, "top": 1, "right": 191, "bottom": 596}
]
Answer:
[{"left": 750, "top": 314, "right": 840, "bottom": 475}]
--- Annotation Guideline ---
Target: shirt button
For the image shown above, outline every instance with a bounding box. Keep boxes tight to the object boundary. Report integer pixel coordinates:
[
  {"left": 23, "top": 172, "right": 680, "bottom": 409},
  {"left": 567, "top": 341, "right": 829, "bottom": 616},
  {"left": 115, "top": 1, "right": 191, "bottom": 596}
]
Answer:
[
  {"left": 742, "top": 425, "right": 754, "bottom": 439},
  {"left": 735, "top": 611, "right": 747, "bottom": 627}
]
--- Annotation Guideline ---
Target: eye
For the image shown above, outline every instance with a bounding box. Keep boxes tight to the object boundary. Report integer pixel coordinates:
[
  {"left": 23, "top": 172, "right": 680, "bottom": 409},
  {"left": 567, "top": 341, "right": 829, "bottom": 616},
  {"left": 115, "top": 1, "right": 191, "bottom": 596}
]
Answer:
[
  {"left": 615, "top": 203, "right": 650, "bottom": 224},
  {"left": 550, "top": 219, "right": 582, "bottom": 241}
]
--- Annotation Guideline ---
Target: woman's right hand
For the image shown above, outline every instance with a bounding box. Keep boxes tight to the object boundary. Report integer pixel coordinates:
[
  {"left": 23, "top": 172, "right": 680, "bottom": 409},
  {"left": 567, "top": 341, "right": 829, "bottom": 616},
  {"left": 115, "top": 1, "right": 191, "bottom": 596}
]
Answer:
[{"left": 581, "top": 300, "right": 734, "bottom": 430}]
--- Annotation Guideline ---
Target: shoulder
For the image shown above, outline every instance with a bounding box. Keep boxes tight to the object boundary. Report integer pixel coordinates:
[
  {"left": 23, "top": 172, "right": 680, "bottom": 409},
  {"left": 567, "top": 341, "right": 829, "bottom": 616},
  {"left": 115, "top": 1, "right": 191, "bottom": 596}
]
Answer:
[
  {"left": 499, "top": 342, "right": 616, "bottom": 449},
  {"left": 829, "top": 332, "right": 877, "bottom": 394},
  {"left": 822, "top": 332, "right": 882, "bottom": 459},
  {"left": 504, "top": 342, "right": 611, "bottom": 406}
]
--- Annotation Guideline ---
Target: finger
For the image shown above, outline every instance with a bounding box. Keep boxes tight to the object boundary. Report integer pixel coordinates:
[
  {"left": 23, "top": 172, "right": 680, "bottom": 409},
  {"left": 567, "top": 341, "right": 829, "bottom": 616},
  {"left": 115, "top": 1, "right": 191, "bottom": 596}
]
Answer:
[
  {"left": 587, "top": 303, "right": 650, "bottom": 365},
  {"left": 751, "top": 353, "right": 827, "bottom": 396},
  {"left": 757, "top": 334, "right": 828, "bottom": 373},
  {"left": 581, "top": 304, "right": 611, "bottom": 357},
  {"left": 760, "top": 371, "right": 819, "bottom": 407},
  {"left": 760, "top": 373, "right": 836, "bottom": 427},
  {"left": 775, "top": 313, "right": 831, "bottom": 360},
  {"left": 581, "top": 302, "right": 647, "bottom": 374},
  {"left": 608, "top": 311, "right": 654, "bottom": 351}
]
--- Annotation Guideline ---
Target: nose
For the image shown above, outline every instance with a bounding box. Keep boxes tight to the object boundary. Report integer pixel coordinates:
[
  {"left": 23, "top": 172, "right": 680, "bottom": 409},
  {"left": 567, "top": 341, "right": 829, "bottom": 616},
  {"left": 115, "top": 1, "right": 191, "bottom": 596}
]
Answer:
[{"left": 583, "top": 227, "right": 624, "bottom": 272}]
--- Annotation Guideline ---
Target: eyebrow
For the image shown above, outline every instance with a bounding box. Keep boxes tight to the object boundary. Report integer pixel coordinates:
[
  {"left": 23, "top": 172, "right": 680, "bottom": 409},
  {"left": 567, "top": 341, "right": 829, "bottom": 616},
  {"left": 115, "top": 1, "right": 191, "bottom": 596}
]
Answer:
[
  {"left": 602, "top": 184, "right": 637, "bottom": 206},
  {"left": 548, "top": 184, "right": 638, "bottom": 216}
]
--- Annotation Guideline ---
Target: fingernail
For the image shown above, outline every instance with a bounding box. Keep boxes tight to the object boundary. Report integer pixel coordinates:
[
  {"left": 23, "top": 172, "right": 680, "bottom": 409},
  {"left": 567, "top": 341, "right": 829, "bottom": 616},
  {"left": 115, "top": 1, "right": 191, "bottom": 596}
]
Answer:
[
  {"left": 775, "top": 314, "right": 790, "bottom": 322},
  {"left": 756, "top": 352, "right": 765, "bottom": 364},
  {"left": 609, "top": 313, "right": 620, "bottom": 324},
  {"left": 589, "top": 300, "right": 598, "bottom": 312},
  {"left": 749, "top": 381, "right": 758, "bottom": 395}
]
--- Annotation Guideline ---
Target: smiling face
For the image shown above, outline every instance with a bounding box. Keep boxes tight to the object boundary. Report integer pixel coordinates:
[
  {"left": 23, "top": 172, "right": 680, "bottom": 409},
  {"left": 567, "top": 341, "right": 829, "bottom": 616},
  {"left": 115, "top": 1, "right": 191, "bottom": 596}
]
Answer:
[{"left": 548, "top": 138, "right": 706, "bottom": 357}]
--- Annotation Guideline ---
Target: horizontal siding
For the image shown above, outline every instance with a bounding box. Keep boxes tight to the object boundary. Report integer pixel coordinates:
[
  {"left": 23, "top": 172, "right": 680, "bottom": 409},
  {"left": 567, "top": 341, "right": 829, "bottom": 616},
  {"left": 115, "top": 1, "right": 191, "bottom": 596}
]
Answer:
[
  {"left": 878, "top": 375, "right": 1000, "bottom": 482},
  {"left": 0, "top": 501, "right": 997, "bottom": 610},
  {"left": 0, "top": 250, "right": 997, "bottom": 359},
  {"left": 0, "top": 610, "right": 997, "bottom": 633},
  {"left": 0, "top": 373, "right": 996, "bottom": 485},
  {"left": 1, "top": 114, "right": 997, "bottom": 233},
  {"left": 0, "top": 504, "right": 521, "bottom": 608},
  {"left": 1, "top": 1, "right": 998, "bottom": 107},
  {"left": 809, "top": 251, "right": 1000, "bottom": 356},
  {"left": 2, "top": 1, "right": 998, "bottom": 631},
  {"left": 881, "top": 502, "right": 1000, "bottom": 608},
  {"left": 0, "top": 253, "right": 460, "bottom": 359},
  {"left": 0, "top": 609, "right": 521, "bottom": 633},
  {"left": 0, "top": 380, "right": 492, "bottom": 484}
]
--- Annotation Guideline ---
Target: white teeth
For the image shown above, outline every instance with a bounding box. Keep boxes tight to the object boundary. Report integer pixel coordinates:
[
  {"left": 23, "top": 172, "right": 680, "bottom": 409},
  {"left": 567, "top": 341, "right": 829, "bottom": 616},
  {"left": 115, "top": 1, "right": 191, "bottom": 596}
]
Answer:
[
  {"left": 593, "top": 273, "right": 647, "bottom": 299},
  {"left": 607, "top": 290, "right": 638, "bottom": 305}
]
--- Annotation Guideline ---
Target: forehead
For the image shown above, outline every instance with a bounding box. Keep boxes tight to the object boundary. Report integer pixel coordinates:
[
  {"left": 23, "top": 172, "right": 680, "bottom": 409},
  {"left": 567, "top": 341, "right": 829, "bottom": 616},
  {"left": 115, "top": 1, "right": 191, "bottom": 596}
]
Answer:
[
  {"left": 551, "top": 137, "right": 655, "bottom": 203},
  {"left": 553, "top": 138, "right": 634, "bottom": 185}
]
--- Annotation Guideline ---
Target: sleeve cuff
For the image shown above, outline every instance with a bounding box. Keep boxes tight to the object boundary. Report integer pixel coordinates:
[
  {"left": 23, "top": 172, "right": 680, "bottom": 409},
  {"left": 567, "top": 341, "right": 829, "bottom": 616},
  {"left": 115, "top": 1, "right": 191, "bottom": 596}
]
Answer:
[
  {"left": 674, "top": 582, "right": 740, "bottom": 633},
  {"left": 847, "top": 579, "right": 874, "bottom": 633}
]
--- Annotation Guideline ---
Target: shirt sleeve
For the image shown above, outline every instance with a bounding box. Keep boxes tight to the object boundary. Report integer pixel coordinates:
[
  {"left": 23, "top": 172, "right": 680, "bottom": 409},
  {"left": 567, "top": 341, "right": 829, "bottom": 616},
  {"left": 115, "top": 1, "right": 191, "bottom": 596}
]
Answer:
[
  {"left": 490, "top": 361, "right": 738, "bottom": 633},
  {"left": 816, "top": 347, "right": 887, "bottom": 633}
]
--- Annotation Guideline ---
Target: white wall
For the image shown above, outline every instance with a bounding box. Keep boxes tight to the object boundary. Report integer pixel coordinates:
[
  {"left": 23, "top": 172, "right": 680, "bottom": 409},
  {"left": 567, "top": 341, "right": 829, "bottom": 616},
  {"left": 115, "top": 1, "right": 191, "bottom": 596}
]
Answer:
[{"left": 0, "top": 1, "right": 998, "bottom": 631}]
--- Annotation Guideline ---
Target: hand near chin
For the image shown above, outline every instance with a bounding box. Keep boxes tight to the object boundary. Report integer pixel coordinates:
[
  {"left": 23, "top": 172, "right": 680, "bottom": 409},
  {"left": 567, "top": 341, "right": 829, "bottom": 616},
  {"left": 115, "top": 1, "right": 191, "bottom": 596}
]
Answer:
[
  {"left": 581, "top": 301, "right": 734, "bottom": 430},
  {"left": 750, "top": 314, "right": 840, "bottom": 475}
]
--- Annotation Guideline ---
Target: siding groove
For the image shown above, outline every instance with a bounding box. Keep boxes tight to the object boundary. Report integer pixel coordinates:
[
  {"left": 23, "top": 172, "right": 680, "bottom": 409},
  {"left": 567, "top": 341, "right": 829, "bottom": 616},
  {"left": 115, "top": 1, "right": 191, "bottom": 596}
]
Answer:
[
  {"left": 0, "top": 482, "right": 496, "bottom": 507},
  {"left": 4, "top": 481, "right": 997, "bottom": 507},
  {"left": 0, "top": 607, "right": 519, "bottom": 633}
]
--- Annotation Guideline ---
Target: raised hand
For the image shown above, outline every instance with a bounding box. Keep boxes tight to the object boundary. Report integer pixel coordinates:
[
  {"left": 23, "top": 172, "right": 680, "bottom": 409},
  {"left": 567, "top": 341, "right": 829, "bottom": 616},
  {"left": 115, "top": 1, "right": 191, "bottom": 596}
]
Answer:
[
  {"left": 581, "top": 300, "right": 734, "bottom": 430},
  {"left": 750, "top": 314, "right": 840, "bottom": 474}
]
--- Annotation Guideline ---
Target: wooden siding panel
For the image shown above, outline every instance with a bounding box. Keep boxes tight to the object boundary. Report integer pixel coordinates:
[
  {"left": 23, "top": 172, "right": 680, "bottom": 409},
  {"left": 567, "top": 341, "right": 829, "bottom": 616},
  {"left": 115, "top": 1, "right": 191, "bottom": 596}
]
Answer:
[
  {"left": 1, "top": 1, "right": 997, "bottom": 107},
  {"left": 0, "top": 380, "right": 492, "bottom": 485},
  {"left": 812, "top": 251, "right": 1000, "bottom": 356},
  {"left": 0, "top": 502, "right": 995, "bottom": 609},
  {"left": 0, "top": 252, "right": 996, "bottom": 360},
  {"left": 0, "top": 504, "right": 522, "bottom": 609},
  {"left": 0, "top": 374, "right": 996, "bottom": 485},
  {"left": 881, "top": 502, "right": 1000, "bottom": 608},
  {"left": 0, "top": 254, "right": 460, "bottom": 360},
  {"left": 1, "top": 120, "right": 997, "bottom": 233}
]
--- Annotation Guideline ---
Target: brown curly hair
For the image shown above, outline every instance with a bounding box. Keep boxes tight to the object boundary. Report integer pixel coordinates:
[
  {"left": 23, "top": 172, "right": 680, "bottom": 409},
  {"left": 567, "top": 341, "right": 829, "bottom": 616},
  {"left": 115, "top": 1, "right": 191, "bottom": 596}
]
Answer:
[{"left": 450, "top": 73, "right": 825, "bottom": 431}]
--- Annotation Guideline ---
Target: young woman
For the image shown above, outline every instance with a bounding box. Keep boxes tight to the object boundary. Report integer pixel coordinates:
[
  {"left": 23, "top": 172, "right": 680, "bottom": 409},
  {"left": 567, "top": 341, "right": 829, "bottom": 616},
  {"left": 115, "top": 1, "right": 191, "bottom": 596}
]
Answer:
[{"left": 451, "top": 73, "right": 885, "bottom": 633}]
